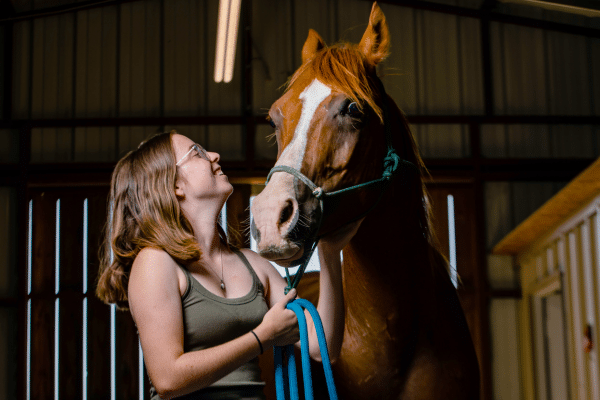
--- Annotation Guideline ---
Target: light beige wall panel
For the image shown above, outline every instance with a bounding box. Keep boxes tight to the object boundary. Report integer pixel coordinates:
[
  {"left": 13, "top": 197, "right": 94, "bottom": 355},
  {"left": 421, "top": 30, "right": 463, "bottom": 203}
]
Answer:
[
  {"left": 0, "top": 188, "right": 17, "bottom": 297},
  {"left": 12, "top": 21, "right": 31, "bottom": 119},
  {"left": 416, "top": 10, "right": 461, "bottom": 115},
  {"left": 485, "top": 181, "right": 511, "bottom": 249},
  {"left": 492, "top": 23, "right": 549, "bottom": 115},
  {"left": 251, "top": 0, "right": 294, "bottom": 115},
  {"left": 532, "top": 296, "right": 549, "bottom": 400},
  {"left": 594, "top": 211, "right": 600, "bottom": 386},
  {"left": 568, "top": 228, "right": 589, "bottom": 400},
  {"left": 557, "top": 235, "right": 579, "bottom": 400},
  {"left": 581, "top": 219, "right": 600, "bottom": 400},
  {"left": 545, "top": 242, "right": 556, "bottom": 275},
  {"left": 120, "top": 0, "right": 161, "bottom": 117},
  {"left": 379, "top": 4, "right": 418, "bottom": 115},
  {"left": 490, "top": 299, "right": 522, "bottom": 400},
  {"left": 546, "top": 31, "right": 591, "bottom": 116}
]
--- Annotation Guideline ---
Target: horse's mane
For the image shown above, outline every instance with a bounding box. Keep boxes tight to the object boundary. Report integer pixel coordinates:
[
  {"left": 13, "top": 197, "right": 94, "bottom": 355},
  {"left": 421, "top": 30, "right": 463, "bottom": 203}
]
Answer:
[
  {"left": 287, "top": 42, "right": 449, "bottom": 278},
  {"left": 286, "top": 43, "right": 385, "bottom": 122}
]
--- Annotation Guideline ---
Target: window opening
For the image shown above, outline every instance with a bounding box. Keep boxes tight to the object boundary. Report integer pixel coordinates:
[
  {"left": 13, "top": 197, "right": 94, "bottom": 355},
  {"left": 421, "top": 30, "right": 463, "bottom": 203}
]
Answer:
[{"left": 447, "top": 195, "right": 458, "bottom": 288}]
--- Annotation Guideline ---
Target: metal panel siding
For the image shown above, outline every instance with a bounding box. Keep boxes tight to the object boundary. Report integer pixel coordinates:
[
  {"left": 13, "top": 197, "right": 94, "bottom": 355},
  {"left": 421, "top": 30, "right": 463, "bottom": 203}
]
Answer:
[
  {"left": 0, "top": 130, "right": 19, "bottom": 163},
  {"left": 546, "top": 31, "right": 592, "bottom": 116},
  {"left": 163, "top": 0, "right": 207, "bottom": 117},
  {"left": 12, "top": 20, "right": 31, "bottom": 119},
  {"left": 412, "top": 124, "right": 470, "bottom": 158},
  {"left": 120, "top": 2, "right": 160, "bottom": 117},
  {"left": 251, "top": 0, "right": 295, "bottom": 115},
  {"left": 592, "top": 38, "right": 600, "bottom": 116},
  {"left": 379, "top": 4, "right": 419, "bottom": 115},
  {"left": 482, "top": 124, "right": 600, "bottom": 159}
]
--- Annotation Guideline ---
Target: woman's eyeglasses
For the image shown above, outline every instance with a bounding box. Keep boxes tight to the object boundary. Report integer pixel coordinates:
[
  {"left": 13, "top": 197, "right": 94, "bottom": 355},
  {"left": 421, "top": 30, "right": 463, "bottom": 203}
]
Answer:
[{"left": 176, "top": 143, "right": 210, "bottom": 166}]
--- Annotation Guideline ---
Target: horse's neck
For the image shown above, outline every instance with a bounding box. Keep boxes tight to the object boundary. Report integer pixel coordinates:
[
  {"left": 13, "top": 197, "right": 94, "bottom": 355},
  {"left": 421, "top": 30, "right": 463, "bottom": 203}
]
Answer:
[{"left": 343, "top": 181, "right": 437, "bottom": 305}]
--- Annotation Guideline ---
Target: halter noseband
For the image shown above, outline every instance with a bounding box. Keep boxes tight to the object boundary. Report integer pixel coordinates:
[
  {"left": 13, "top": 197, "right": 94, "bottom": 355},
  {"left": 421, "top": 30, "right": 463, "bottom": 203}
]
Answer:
[{"left": 265, "top": 80, "right": 417, "bottom": 293}]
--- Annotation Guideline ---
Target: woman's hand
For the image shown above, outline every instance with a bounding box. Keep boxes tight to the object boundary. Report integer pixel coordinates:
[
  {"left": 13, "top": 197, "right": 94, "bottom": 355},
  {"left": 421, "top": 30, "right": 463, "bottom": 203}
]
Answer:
[{"left": 255, "top": 289, "right": 300, "bottom": 348}]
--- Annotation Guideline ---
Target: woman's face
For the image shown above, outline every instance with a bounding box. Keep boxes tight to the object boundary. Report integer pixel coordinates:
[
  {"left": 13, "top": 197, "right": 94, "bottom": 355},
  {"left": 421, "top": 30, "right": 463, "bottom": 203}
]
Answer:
[{"left": 172, "top": 133, "right": 233, "bottom": 201}]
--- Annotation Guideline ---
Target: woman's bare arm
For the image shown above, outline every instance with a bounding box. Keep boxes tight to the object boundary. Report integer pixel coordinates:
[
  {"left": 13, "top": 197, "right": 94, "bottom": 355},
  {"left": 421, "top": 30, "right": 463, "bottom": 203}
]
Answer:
[{"left": 128, "top": 248, "right": 298, "bottom": 399}]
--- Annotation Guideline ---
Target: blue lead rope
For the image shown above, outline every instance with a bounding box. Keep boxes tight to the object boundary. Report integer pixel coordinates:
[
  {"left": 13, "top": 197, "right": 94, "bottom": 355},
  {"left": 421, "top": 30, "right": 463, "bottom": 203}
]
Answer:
[{"left": 274, "top": 298, "right": 338, "bottom": 400}]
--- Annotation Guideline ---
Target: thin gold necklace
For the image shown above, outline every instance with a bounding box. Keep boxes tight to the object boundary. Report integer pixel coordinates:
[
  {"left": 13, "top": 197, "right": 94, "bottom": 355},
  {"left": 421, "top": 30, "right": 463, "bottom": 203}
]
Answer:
[
  {"left": 204, "top": 246, "right": 225, "bottom": 291},
  {"left": 219, "top": 246, "right": 225, "bottom": 291}
]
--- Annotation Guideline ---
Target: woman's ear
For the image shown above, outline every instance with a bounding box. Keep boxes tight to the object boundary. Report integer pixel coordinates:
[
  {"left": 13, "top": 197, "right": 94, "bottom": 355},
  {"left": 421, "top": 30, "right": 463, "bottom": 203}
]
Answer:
[{"left": 175, "top": 180, "right": 185, "bottom": 199}]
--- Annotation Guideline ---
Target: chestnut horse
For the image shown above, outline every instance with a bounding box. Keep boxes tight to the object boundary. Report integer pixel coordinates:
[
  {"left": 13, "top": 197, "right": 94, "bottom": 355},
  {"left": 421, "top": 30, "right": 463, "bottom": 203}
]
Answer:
[{"left": 251, "top": 3, "right": 480, "bottom": 399}]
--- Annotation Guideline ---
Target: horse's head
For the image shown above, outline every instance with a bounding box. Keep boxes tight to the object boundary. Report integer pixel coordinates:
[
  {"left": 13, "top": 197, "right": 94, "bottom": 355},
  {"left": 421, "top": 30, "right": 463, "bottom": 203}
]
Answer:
[{"left": 251, "top": 3, "right": 408, "bottom": 266}]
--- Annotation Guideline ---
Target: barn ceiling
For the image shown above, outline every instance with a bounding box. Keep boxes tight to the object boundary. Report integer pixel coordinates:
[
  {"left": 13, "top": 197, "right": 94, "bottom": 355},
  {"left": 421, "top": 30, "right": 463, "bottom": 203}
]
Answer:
[{"left": 1, "top": 0, "right": 600, "bottom": 22}]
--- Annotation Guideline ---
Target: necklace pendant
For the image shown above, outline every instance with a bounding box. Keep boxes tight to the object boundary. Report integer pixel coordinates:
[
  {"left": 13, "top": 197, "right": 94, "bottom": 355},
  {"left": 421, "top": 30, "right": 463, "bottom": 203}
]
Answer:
[{"left": 220, "top": 281, "right": 226, "bottom": 290}]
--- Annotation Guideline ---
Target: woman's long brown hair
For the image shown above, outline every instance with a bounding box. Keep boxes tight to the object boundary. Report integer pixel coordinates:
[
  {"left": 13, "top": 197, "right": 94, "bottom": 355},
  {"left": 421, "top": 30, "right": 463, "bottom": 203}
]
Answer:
[{"left": 96, "top": 131, "right": 203, "bottom": 309}]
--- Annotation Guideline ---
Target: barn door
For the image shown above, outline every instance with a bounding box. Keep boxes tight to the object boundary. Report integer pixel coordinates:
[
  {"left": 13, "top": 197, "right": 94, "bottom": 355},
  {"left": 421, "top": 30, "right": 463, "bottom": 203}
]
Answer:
[{"left": 25, "top": 186, "right": 148, "bottom": 400}]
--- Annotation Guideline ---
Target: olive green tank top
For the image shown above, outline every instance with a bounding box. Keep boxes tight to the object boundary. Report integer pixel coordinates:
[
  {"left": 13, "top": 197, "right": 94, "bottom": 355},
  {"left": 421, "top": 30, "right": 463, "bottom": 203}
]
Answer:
[{"left": 149, "top": 248, "right": 269, "bottom": 400}]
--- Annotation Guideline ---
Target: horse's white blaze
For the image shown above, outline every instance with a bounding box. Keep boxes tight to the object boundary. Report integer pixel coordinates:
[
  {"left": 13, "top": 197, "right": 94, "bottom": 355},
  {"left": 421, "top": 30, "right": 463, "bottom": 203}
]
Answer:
[{"left": 276, "top": 78, "right": 331, "bottom": 170}]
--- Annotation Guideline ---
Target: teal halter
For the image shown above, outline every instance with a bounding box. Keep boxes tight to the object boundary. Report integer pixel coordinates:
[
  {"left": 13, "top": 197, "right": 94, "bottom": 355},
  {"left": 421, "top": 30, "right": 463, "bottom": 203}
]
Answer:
[{"left": 265, "top": 80, "right": 417, "bottom": 294}]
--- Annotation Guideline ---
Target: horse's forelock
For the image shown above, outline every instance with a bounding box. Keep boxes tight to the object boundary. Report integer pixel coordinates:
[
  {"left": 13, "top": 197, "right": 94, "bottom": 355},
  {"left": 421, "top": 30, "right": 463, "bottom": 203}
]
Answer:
[{"left": 286, "top": 44, "right": 384, "bottom": 122}]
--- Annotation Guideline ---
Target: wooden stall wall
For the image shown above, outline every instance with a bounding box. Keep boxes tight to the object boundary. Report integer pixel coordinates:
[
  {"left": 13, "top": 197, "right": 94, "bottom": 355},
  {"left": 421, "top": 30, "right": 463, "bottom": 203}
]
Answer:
[{"left": 0, "top": 187, "right": 18, "bottom": 400}]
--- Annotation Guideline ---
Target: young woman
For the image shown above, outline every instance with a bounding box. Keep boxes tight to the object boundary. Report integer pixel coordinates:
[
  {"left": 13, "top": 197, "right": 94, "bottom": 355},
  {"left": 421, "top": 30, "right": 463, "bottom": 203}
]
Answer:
[{"left": 96, "top": 131, "right": 356, "bottom": 399}]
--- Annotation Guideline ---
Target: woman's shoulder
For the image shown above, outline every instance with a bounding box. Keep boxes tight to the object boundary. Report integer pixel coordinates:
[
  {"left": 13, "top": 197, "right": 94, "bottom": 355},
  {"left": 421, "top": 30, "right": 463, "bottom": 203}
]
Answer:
[
  {"left": 237, "top": 248, "right": 272, "bottom": 271},
  {"left": 130, "top": 248, "right": 187, "bottom": 296},
  {"left": 134, "top": 247, "right": 178, "bottom": 270},
  {"left": 237, "top": 248, "right": 281, "bottom": 282}
]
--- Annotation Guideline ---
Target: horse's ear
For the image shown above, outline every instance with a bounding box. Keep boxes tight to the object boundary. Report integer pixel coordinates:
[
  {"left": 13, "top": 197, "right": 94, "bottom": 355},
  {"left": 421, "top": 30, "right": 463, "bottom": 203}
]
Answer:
[
  {"left": 358, "top": 2, "right": 390, "bottom": 65},
  {"left": 302, "top": 29, "right": 326, "bottom": 64}
]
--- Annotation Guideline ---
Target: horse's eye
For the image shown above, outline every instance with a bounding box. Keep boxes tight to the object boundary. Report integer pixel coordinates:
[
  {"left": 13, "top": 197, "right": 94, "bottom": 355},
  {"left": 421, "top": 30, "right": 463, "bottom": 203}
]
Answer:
[
  {"left": 341, "top": 102, "right": 361, "bottom": 117},
  {"left": 268, "top": 118, "right": 277, "bottom": 129},
  {"left": 348, "top": 102, "right": 360, "bottom": 116}
]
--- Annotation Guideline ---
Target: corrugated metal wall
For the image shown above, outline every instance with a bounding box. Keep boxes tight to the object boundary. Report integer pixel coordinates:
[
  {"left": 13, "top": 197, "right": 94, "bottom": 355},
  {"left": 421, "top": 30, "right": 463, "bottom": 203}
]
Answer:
[{"left": 9, "top": 0, "right": 600, "bottom": 162}]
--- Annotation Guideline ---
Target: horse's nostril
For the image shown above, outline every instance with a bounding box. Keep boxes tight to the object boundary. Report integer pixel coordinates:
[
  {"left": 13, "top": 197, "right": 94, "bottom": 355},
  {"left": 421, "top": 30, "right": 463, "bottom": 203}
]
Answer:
[
  {"left": 279, "top": 200, "right": 295, "bottom": 226},
  {"left": 250, "top": 219, "right": 261, "bottom": 244}
]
